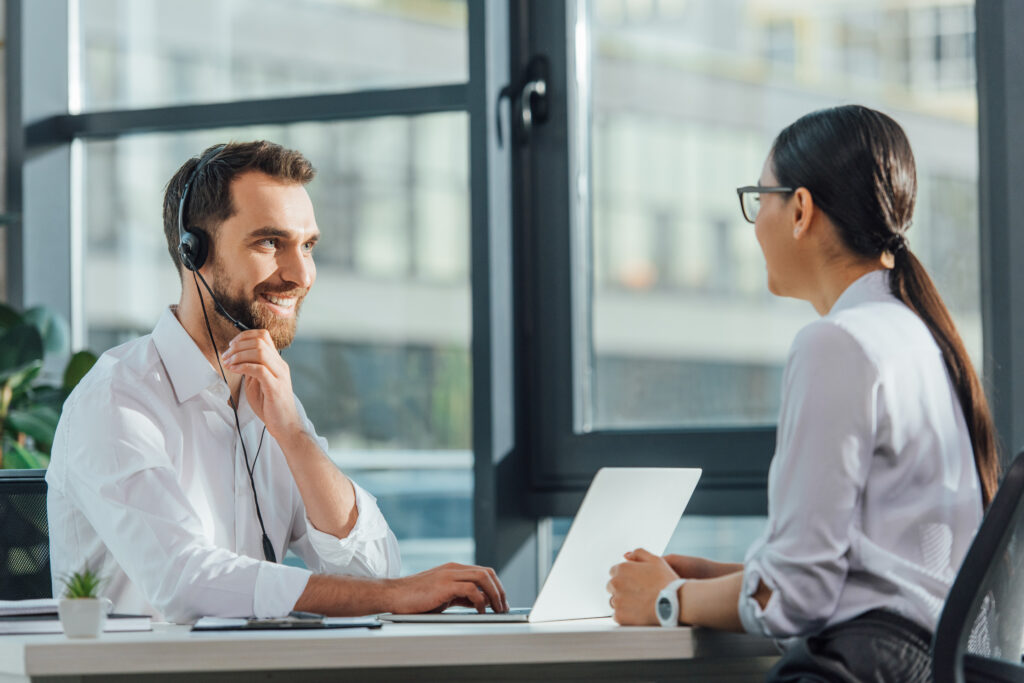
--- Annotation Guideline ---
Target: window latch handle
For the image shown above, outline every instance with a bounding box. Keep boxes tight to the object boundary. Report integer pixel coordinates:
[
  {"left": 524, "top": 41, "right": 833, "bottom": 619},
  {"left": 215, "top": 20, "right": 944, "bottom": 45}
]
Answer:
[{"left": 496, "top": 55, "right": 550, "bottom": 148}]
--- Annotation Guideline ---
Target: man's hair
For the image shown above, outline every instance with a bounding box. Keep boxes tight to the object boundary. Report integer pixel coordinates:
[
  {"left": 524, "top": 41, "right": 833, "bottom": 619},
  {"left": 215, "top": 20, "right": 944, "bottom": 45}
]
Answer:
[{"left": 162, "top": 140, "right": 316, "bottom": 276}]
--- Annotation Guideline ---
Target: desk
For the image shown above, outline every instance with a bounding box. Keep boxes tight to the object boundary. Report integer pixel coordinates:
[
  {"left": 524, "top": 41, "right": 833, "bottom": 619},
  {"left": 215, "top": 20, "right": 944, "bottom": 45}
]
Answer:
[{"left": 0, "top": 619, "right": 779, "bottom": 682}]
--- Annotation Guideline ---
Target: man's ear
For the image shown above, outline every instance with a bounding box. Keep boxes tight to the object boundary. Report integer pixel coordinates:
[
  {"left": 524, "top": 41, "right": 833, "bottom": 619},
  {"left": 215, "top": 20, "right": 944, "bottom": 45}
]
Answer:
[{"left": 791, "top": 187, "right": 814, "bottom": 240}]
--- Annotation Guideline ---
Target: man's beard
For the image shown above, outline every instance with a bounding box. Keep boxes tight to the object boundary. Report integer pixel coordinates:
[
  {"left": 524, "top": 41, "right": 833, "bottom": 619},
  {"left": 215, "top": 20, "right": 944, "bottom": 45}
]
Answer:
[{"left": 207, "top": 270, "right": 305, "bottom": 351}]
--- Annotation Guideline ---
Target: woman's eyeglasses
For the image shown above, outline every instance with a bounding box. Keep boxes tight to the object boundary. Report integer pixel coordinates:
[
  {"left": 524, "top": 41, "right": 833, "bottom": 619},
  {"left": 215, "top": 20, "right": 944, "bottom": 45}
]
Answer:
[{"left": 735, "top": 185, "right": 794, "bottom": 224}]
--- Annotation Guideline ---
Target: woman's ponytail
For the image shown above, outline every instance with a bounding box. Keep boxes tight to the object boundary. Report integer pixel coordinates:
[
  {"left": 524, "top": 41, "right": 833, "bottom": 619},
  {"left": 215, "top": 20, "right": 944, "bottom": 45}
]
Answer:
[{"left": 889, "top": 250, "right": 999, "bottom": 506}]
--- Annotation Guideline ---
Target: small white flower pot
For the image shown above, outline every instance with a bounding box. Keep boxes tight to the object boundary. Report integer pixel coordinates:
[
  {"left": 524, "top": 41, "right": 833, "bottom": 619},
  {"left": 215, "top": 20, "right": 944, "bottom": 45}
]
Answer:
[{"left": 58, "top": 598, "right": 112, "bottom": 638}]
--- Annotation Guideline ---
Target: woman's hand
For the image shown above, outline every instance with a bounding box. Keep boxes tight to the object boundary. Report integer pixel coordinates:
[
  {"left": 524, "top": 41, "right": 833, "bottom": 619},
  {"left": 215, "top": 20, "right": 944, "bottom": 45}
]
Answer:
[
  {"left": 663, "top": 554, "right": 743, "bottom": 580},
  {"left": 607, "top": 548, "right": 680, "bottom": 625},
  {"left": 663, "top": 554, "right": 709, "bottom": 579}
]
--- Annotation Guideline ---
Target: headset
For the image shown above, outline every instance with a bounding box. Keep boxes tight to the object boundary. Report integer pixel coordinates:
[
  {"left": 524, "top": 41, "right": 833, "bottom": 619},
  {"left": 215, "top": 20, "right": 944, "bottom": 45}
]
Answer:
[
  {"left": 177, "top": 145, "right": 277, "bottom": 563},
  {"left": 177, "top": 145, "right": 251, "bottom": 333}
]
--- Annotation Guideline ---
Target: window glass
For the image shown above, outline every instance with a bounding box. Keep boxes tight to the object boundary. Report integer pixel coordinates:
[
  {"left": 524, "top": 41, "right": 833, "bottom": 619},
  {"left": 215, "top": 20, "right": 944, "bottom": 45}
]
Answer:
[
  {"left": 77, "top": 0, "right": 467, "bottom": 111},
  {"left": 580, "top": 0, "right": 979, "bottom": 430},
  {"left": 81, "top": 113, "right": 472, "bottom": 574}
]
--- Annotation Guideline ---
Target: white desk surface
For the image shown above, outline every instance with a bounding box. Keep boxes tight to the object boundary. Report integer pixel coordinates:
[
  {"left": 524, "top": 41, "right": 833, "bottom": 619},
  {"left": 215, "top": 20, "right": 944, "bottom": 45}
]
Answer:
[{"left": 0, "top": 618, "right": 779, "bottom": 679}]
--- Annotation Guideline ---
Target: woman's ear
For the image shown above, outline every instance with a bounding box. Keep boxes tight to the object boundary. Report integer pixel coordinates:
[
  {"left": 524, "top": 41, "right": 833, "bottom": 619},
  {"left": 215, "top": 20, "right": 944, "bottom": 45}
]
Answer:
[{"left": 791, "top": 187, "right": 814, "bottom": 240}]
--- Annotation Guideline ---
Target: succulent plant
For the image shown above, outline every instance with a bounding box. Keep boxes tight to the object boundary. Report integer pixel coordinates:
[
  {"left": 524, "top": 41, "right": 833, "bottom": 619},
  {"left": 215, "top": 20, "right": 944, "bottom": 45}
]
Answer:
[{"left": 60, "top": 568, "right": 104, "bottom": 599}]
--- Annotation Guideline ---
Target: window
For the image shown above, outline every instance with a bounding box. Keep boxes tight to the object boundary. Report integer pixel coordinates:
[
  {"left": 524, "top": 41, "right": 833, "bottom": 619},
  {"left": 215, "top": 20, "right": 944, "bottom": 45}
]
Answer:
[
  {"left": 517, "top": 0, "right": 981, "bottom": 538},
  {"left": 78, "top": 0, "right": 467, "bottom": 110},
  {"left": 582, "top": 0, "right": 980, "bottom": 431}
]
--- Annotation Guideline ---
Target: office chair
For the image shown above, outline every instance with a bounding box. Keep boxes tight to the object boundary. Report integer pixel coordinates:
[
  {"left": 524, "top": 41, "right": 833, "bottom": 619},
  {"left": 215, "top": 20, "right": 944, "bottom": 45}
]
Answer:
[
  {"left": 933, "top": 450, "right": 1024, "bottom": 683},
  {"left": 0, "top": 469, "right": 51, "bottom": 599}
]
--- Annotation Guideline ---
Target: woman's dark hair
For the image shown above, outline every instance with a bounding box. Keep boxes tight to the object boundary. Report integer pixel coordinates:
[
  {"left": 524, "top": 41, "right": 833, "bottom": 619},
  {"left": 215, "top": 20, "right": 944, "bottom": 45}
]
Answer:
[{"left": 771, "top": 104, "right": 1000, "bottom": 506}]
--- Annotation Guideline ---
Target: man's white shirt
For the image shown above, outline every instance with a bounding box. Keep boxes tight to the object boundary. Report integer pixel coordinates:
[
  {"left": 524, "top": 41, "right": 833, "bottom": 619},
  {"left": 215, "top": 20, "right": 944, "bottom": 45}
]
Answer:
[{"left": 47, "top": 307, "right": 401, "bottom": 623}]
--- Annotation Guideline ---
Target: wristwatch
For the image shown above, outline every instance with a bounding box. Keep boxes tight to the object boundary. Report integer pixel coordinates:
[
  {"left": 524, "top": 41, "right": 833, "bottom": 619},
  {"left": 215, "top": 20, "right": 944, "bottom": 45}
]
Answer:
[{"left": 656, "top": 578, "right": 687, "bottom": 627}]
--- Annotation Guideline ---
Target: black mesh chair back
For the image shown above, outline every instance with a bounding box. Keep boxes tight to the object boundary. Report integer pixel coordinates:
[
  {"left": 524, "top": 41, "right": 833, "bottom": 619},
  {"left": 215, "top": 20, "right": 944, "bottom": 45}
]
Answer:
[
  {"left": 0, "top": 469, "right": 51, "bottom": 599},
  {"left": 933, "top": 450, "right": 1024, "bottom": 683}
]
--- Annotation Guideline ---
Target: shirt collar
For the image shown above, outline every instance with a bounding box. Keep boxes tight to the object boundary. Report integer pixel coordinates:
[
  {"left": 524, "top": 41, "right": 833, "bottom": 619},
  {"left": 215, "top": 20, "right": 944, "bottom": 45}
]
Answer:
[
  {"left": 828, "top": 269, "right": 894, "bottom": 316},
  {"left": 152, "top": 307, "right": 226, "bottom": 404}
]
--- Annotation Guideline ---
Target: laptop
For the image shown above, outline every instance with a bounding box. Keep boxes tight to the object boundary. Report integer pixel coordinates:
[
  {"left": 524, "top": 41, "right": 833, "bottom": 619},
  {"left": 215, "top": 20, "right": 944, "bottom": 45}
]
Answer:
[{"left": 379, "top": 467, "right": 701, "bottom": 623}]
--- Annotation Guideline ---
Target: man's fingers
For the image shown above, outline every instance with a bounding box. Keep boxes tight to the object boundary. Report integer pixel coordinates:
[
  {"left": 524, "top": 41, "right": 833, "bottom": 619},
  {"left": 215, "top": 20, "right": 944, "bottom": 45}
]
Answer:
[
  {"left": 226, "top": 363, "right": 275, "bottom": 386},
  {"left": 223, "top": 350, "right": 282, "bottom": 378},
  {"left": 451, "top": 581, "right": 487, "bottom": 613},
  {"left": 229, "top": 329, "right": 274, "bottom": 346},
  {"left": 223, "top": 345, "right": 282, "bottom": 366},
  {"left": 225, "top": 337, "right": 274, "bottom": 354},
  {"left": 441, "top": 564, "right": 507, "bottom": 612},
  {"left": 485, "top": 567, "right": 508, "bottom": 611},
  {"left": 453, "top": 570, "right": 504, "bottom": 613}
]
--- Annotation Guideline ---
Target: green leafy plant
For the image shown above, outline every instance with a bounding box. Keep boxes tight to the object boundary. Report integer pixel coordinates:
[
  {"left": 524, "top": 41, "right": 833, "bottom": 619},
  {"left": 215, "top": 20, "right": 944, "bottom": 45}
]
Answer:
[
  {"left": 60, "top": 568, "right": 104, "bottom": 599},
  {"left": 0, "top": 302, "right": 98, "bottom": 469}
]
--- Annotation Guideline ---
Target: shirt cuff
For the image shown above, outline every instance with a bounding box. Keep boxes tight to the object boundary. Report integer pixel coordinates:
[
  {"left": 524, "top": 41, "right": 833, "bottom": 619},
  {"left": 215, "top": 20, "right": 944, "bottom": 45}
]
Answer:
[
  {"left": 253, "top": 561, "right": 313, "bottom": 618},
  {"left": 304, "top": 479, "right": 391, "bottom": 569},
  {"left": 738, "top": 563, "right": 773, "bottom": 637}
]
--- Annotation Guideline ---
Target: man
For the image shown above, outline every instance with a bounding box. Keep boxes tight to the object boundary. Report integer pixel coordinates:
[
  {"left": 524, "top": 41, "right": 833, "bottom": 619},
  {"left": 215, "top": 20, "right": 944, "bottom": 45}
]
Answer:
[{"left": 47, "top": 141, "right": 506, "bottom": 622}]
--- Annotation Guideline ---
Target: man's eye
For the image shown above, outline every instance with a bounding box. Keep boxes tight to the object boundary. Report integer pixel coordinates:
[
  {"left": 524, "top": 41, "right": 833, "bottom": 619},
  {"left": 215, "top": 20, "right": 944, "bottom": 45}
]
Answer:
[
  {"left": 303, "top": 242, "right": 316, "bottom": 253},
  {"left": 260, "top": 238, "right": 277, "bottom": 248}
]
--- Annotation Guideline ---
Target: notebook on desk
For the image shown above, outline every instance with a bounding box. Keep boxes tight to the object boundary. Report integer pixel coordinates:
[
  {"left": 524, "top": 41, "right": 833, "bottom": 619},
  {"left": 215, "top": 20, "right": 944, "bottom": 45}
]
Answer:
[
  {"left": 192, "top": 615, "right": 380, "bottom": 631},
  {"left": 0, "top": 613, "right": 152, "bottom": 635},
  {"left": 380, "top": 467, "right": 702, "bottom": 624}
]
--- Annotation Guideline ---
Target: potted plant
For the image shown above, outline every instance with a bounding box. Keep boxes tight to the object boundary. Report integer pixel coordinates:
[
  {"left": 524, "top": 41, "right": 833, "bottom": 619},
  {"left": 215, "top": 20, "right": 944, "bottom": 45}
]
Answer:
[
  {"left": 57, "top": 568, "right": 111, "bottom": 638},
  {"left": 0, "top": 302, "right": 97, "bottom": 469}
]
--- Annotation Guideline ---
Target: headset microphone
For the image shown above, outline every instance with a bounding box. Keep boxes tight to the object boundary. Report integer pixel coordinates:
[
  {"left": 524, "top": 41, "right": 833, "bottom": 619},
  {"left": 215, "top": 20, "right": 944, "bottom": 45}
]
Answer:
[
  {"left": 192, "top": 269, "right": 250, "bottom": 332},
  {"left": 177, "top": 145, "right": 276, "bottom": 564}
]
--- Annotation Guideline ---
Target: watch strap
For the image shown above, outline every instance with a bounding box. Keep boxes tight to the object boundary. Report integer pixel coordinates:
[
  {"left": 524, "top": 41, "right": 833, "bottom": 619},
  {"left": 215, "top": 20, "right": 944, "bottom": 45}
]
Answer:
[{"left": 656, "top": 578, "right": 687, "bottom": 627}]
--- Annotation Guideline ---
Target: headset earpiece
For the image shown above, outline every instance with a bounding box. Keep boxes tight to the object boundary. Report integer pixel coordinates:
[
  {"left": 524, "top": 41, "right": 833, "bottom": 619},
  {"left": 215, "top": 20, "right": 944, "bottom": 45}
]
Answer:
[
  {"left": 178, "top": 228, "right": 208, "bottom": 272},
  {"left": 176, "top": 144, "right": 226, "bottom": 274}
]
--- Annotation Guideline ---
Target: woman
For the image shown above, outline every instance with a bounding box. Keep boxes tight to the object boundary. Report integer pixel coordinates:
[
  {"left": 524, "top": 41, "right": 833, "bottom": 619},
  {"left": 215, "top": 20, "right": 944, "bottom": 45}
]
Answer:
[{"left": 607, "top": 105, "right": 1000, "bottom": 681}]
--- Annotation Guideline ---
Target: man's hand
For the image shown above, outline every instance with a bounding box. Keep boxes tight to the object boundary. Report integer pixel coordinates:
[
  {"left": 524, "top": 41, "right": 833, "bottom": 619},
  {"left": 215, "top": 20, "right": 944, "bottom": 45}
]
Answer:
[
  {"left": 387, "top": 562, "right": 508, "bottom": 615},
  {"left": 607, "top": 548, "right": 679, "bottom": 626},
  {"left": 221, "top": 329, "right": 302, "bottom": 440}
]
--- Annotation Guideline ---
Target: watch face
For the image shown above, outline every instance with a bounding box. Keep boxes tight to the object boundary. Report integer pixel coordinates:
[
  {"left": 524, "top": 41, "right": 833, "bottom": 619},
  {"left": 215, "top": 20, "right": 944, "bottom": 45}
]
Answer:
[{"left": 657, "top": 596, "right": 673, "bottom": 620}]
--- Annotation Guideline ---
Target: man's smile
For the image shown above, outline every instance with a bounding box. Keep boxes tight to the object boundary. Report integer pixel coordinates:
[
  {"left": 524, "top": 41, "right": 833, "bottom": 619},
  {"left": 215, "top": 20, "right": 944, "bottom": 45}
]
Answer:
[{"left": 257, "top": 290, "right": 305, "bottom": 316}]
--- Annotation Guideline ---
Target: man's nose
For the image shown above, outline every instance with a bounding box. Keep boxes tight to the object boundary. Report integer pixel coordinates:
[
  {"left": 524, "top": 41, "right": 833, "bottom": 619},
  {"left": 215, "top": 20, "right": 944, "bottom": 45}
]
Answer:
[{"left": 279, "top": 247, "right": 314, "bottom": 289}]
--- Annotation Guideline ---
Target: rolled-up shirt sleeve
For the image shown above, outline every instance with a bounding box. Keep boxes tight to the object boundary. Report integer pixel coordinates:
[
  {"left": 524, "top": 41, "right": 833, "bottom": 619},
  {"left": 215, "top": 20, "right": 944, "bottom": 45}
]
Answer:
[
  {"left": 286, "top": 411, "right": 402, "bottom": 579},
  {"left": 58, "top": 383, "right": 310, "bottom": 623},
  {"left": 739, "top": 321, "right": 879, "bottom": 637},
  {"left": 291, "top": 480, "right": 401, "bottom": 578}
]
